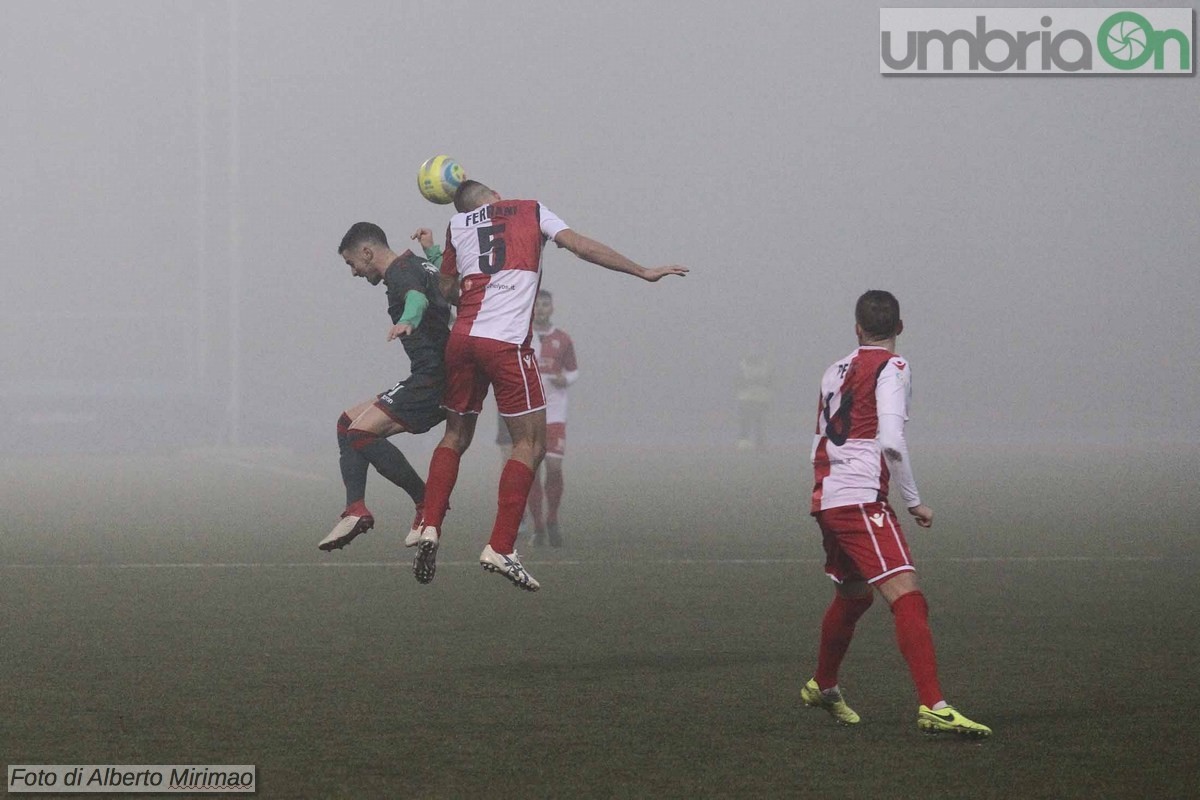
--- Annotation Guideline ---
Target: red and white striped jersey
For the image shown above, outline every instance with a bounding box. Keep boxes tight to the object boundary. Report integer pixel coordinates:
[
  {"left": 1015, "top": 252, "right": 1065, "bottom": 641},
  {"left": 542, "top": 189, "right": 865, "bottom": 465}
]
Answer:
[
  {"left": 441, "top": 200, "right": 570, "bottom": 345},
  {"left": 534, "top": 326, "right": 578, "bottom": 424},
  {"left": 810, "top": 346, "right": 921, "bottom": 514}
]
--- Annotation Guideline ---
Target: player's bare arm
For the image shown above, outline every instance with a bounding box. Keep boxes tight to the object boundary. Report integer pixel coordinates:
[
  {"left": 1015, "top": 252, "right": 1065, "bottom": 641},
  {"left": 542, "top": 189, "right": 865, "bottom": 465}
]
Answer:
[{"left": 553, "top": 229, "right": 688, "bottom": 281}]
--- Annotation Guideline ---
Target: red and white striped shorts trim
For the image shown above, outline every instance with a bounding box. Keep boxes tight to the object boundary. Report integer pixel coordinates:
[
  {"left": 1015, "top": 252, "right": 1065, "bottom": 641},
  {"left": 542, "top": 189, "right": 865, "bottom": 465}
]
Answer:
[
  {"left": 815, "top": 501, "right": 915, "bottom": 585},
  {"left": 443, "top": 333, "right": 546, "bottom": 417}
]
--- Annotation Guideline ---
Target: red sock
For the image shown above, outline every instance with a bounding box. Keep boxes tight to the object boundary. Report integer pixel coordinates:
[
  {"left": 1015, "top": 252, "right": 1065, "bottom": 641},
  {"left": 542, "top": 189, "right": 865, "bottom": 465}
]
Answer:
[
  {"left": 544, "top": 466, "right": 563, "bottom": 525},
  {"left": 814, "top": 593, "right": 874, "bottom": 690},
  {"left": 489, "top": 460, "right": 535, "bottom": 554},
  {"left": 343, "top": 499, "right": 370, "bottom": 518},
  {"left": 527, "top": 471, "right": 545, "bottom": 531},
  {"left": 891, "top": 590, "right": 944, "bottom": 708},
  {"left": 422, "top": 446, "right": 460, "bottom": 529}
]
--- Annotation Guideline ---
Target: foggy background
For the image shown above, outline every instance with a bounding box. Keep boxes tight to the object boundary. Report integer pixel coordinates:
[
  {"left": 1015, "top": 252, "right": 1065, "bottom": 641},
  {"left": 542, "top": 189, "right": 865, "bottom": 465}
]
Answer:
[{"left": 3, "top": 0, "right": 1197, "bottom": 456}]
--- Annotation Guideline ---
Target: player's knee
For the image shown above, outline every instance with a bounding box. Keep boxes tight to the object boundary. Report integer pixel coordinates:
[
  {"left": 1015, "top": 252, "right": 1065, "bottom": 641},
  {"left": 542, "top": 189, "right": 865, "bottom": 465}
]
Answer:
[
  {"left": 508, "top": 439, "right": 544, "bottom": 467},
  {"left": 438, "top": 430, "right": 470, "bottom": 454},
  {"left": 346, "top": 428, "right": 379, "bottom": 451},
  {"left": 879, "top": 572, "right": 921, "bottom": 606}
]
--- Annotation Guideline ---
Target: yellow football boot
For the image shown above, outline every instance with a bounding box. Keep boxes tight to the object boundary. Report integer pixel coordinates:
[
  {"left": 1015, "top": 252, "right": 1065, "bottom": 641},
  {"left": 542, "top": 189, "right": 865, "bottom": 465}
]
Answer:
[
  {"left": 801, "top": 679, "right": 861, "bottom": 725},
  {"left": 917, "top": 705, "right": 992, "bottom": 738}
]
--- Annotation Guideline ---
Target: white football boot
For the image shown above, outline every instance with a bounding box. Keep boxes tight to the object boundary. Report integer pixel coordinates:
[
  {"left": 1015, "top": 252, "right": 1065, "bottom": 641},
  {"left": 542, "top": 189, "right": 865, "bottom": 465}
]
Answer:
[
  {"left": 412, "top": 525, "right": 440, "bottom": 584},
  {"left": 479, "top": 545, "right": 540, "bottom": 592},
  {"left": 318, "top": 513, "right": 374, "bottom": 551}
]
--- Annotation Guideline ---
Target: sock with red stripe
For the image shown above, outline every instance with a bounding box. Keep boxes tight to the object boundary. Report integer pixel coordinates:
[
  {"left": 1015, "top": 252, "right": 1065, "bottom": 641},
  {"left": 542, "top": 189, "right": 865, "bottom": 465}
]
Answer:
[
  {"left": 527, "top": 469, "right": 545, "bottom": 531},
  {"left": 891, "top": 590, "right": 944, "bottom": 708},
  {"left": 489, "top": 460, "right": 536, "bottom": 554},
  {"left": 337, "top": 413, "right": 370, "bottom": 508},
  {"left": 421, "top": 446, "right": 460, "bottom": 529},
  {"left": 347, "top": 428, "right": 425, "bottom": 505},
  {"left": 814, "top": 592, "right": 874, "bottom": 690},
  {"left": 544, "top": 465, "right": 563, "bottom": 525}
]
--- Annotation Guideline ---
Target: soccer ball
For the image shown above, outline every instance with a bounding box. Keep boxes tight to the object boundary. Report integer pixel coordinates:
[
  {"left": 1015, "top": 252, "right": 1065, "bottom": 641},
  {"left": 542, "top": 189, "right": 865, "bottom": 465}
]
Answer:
[{"left": 417, "top": 155, "right": 465, "bottom": 205}]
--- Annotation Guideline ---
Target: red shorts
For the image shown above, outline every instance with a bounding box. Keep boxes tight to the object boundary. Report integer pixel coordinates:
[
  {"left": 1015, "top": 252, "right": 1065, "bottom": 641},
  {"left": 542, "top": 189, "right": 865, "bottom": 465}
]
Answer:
[
  {"left": 545, "top": 422, "right": 566, "bottom": 458},
  {"left": 815, "top": 501, "right": 915, "bottom": 585},
  {"left": 443, "top": 333, "right": 546, "bottom": 417}
]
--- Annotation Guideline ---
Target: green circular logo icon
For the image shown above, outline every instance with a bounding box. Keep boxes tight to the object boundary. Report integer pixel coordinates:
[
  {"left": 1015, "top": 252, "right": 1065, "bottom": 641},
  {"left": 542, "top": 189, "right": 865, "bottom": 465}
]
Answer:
[{"left": 1098, "top": 11, "right": 1155, "bottom": 70}]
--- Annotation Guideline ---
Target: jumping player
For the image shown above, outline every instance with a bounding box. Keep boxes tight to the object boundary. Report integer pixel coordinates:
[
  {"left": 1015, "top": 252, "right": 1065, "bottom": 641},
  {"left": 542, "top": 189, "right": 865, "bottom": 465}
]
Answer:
[
  {"left": 318, "top": 222, "right": 451, "bottom": 552},
  {"left": 802, "top": 290, "right": 991, "bottom": 738},
  {"left": 412, "top": 179, "right": 688, "bottom": 590},
  {"left": 526, "top": 289, "right": 577, "bottom": 547}
]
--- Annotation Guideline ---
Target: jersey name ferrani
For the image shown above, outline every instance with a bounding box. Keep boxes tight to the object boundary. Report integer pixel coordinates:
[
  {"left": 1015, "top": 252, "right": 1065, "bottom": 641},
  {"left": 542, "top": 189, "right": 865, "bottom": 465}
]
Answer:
[
  {"left": 810, "top": 346, "right": 912, "bottom": 513},
  {"left": 442, "top": 200, "right": 570, "bottom": 345}
]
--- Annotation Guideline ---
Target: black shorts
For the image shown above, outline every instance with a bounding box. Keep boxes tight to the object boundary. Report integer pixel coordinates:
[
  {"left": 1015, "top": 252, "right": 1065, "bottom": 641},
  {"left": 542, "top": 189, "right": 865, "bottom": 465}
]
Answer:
[{"left": 374, "top": 373, "right": 446, "bottom": 434}]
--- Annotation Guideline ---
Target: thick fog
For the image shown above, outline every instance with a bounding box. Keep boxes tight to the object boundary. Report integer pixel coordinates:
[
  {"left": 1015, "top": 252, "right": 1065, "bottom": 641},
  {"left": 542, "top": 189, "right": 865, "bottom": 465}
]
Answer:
[{"left": 3, "top": 1, "right": 1198, "bottom": 453}]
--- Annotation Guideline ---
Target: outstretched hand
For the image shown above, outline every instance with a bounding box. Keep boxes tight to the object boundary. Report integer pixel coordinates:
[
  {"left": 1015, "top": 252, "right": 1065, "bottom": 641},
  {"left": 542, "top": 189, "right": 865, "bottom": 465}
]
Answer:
[
  {"left": 387, "top": 322, "right": 414, "bottom": 341},
  {"left": 642, "top": 265, "right": 689, "bottom": 282}
]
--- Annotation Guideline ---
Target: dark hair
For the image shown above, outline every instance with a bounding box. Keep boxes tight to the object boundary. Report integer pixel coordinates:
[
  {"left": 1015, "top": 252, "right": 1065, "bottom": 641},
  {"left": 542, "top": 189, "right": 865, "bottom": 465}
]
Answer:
[
  {"left": 338, "top": 222, "right": 388, "bottom": 254},
  {"left": 453, "top": 180, "right": 493, "bottom": 213},
  {"left": 855, "top": 290, "right": 901, "bottom": 340}
]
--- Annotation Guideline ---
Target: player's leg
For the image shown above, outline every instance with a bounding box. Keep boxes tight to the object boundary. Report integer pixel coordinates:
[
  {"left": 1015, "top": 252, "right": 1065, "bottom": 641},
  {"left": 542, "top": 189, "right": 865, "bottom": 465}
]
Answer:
[
  {"left": 412, "top": 336, "right": 485, "bottom": 585},
  {"left": 477, "top": 408, "right": 544, "bottom": 591},
  {"left": 543, "top": 458, "right": 563, "bottom": 546},
  {"left": 411, "top": 410, "right": 477, "bottom": 585},
  {"left": 477, "top": 340, "right": 545, "bottom": 590},
  {"left": 878, "top": 572, "right": 990, "bottom": 737},
  {"left": 422, "top": 410, "right": 477, "bottom": 528},
  {"left": 814, "top": 580, "right": 874, "bottom": 690},
  {"left": 526, "top": 464, "right": 545, "bottom": 541},
  {"left": 346, "top": 403, "right": 425, "bottom": 536},
  {"left": 494, "top": 408, "right": 546, "bottom": 551},
  {"left": 876, "top": 550, "right": 991, "bottom": 737},
  {"left": 320, "top": 399, "right": 379, "bottom": 551},
  {"left": 802, "top": 582, "right": 871, "bottom": 724},
  {"left": 802, "top": 512, "right": 872, "bottom": 723},
  {"left": 876, "top": 570, "right": 944, "bottom": 708},
  {"left": 499, "top": 426, "right": 537, "bottom": 542},
  {"left": 420, "top": 336, "right": 485, "bottom": 536},
  {"left": 338, "top": 400, "right": 376, "bottom": 509},
  {"left": 543, "top": 422, "right": 566, "bottom": 546}
]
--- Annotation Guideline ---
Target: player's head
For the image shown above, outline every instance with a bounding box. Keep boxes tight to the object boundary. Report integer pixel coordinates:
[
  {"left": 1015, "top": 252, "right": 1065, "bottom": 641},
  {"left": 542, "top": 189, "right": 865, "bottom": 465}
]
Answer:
[
  {"left": 855, "top": 290, "right": 903, "bottom": 343},
  {"left": 453, "top": 180, "right": 500, "bottom": 213},
  {"left": 534, "top": 289, "right": 554, "bottom": 326},
  {"left": 338, "top": 222, "right": 393, "bottom": 285}
]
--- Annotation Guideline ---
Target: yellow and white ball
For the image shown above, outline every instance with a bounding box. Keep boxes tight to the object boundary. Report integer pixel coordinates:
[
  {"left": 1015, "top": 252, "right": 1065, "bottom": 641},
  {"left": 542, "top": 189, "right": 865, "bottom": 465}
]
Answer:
[{"left": 417, "top": 155, "right": 465, "bottom": 205}]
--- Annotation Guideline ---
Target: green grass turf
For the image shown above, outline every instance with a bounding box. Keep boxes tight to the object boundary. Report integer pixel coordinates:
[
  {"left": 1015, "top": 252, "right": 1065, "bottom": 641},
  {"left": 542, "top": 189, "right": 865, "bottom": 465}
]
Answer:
[{"left": 1, "top": 444, "right": 1197, "bottom": 798}]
